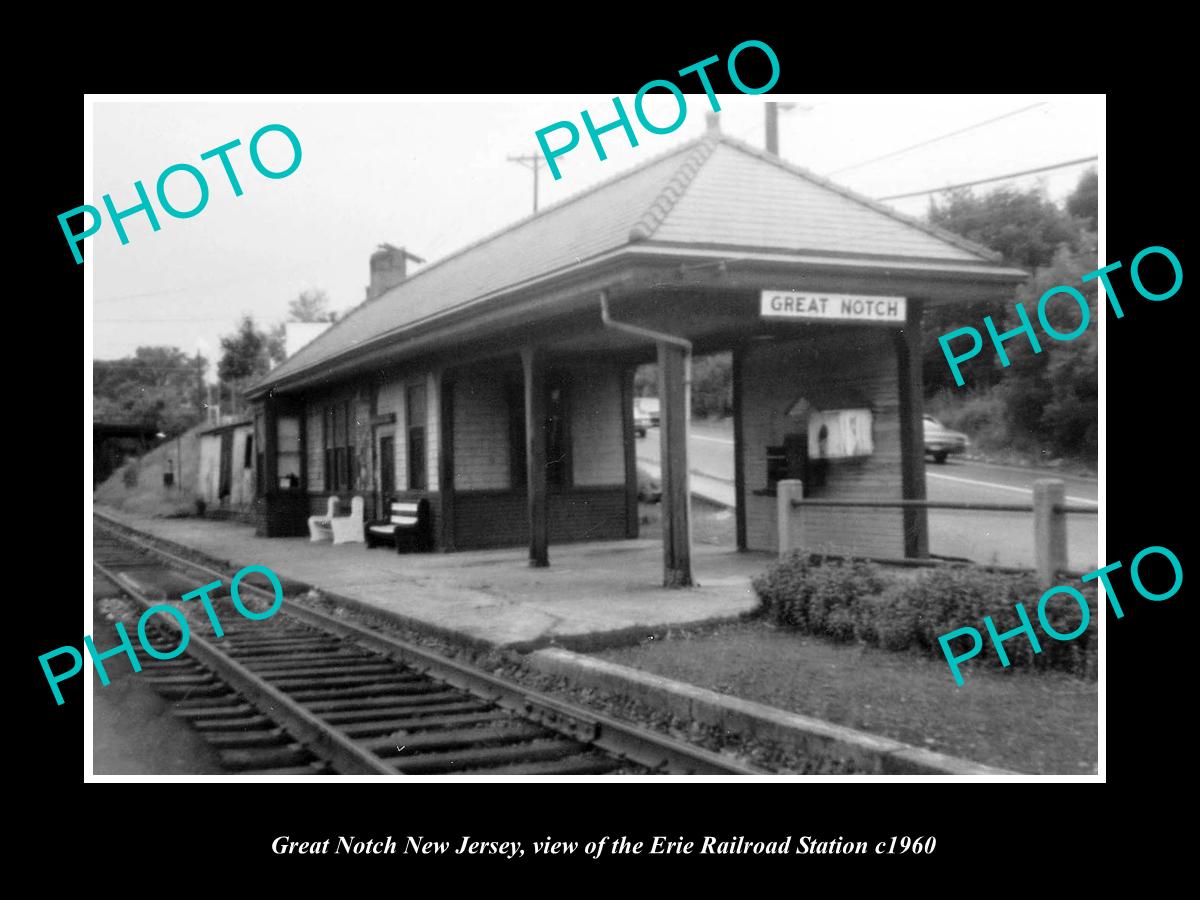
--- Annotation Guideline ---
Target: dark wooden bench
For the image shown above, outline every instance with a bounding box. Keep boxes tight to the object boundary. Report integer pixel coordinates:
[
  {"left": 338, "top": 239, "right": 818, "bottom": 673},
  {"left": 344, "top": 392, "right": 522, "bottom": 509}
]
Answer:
[{"left": 365, "top": 497, "right": 433, "bottom": 552}]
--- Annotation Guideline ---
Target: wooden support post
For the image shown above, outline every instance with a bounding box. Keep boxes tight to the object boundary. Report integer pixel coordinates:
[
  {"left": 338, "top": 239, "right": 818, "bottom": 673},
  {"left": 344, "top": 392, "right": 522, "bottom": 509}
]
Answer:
[
  {"left": 895, "top": 299, "right": 930, "bottom": 558},
  {"left": 732, "top": 345, "right": 748, "bottom": 552},
  {"left": 777, "top": 479, "right": 803, "bottom": 560},
  {"left": 522, "top": 348, "right": 549, "bottom": 567},
  {"left": 620, "top": 366, "right": 639, "bottom": 539},
  {"left": 1034, "top": 479, "right": 1067, "bottom": 587},
  {"left": 437, "top": 371, "right": 456, "bottom": 552},
  {"left": 657, "top": 341, "right": 693, "bottom": 587}
]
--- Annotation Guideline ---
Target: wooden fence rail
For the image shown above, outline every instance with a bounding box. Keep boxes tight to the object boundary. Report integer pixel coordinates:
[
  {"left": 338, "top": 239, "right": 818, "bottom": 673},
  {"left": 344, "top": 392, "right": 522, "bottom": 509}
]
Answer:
[{"left": 777, "top": 478, "right": 1095, "bottom": 586}]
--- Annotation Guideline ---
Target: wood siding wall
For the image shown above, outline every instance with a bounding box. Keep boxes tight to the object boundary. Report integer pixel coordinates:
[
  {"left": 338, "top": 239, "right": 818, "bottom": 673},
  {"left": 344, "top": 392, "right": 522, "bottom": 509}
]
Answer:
[
  {"left": 570, "top": 364, "right": 625, "bottom": 487},
  {"left": 454, "top": 487, "right": 627, "bottom": 549},
  {"left": 285, "top": 359, "right": 628, "bottom": 551},
  {"left": 197, "top": 426, "right": 256, "bottom": 509},
  {"left": 740, "top": 328, "right": 906, "bottom": 558},
  {"left": 453, "top": 373, "right": 512, "bottom": 490}
]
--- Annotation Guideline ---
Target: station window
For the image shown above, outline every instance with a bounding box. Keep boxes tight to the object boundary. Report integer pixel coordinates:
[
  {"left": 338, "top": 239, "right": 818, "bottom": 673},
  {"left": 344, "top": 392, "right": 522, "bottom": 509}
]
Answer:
[
  {"left": 406, "top": 384, "right": 427, "bottom": 491},
  {"left": 243, "top": 435, "right": 254, "bottom": 469},
  {"left": 276, "top": 416, "right": 302, "bottom": 490},
  {"left": 323, "top": 401, "right": 356, "bottom": 492}
]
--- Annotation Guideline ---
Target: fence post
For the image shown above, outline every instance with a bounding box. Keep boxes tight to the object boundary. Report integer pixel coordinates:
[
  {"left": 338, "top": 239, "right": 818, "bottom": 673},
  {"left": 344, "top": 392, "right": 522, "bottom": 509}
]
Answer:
[
  {"left": 777, "top": 479, "right": 804, "bottom": 560},
  {"left": 1033, "top": 479, "right": 1067, "bottom": 586}
]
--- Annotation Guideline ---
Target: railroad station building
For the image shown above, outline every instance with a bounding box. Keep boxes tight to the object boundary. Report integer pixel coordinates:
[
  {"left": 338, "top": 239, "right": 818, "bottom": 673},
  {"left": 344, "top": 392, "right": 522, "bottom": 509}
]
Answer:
[{"left": 245, "top": 130, "right": 1025, "bottom": 587}]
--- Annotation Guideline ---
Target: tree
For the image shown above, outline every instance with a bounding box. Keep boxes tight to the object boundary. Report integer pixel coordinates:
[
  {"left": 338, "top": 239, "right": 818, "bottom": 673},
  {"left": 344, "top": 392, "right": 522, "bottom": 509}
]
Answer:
[
  {"left": 995, "top": 239, "right": 1099, "bottom": 461},
  {"left": 634, "top": 364, "right": 657, "bottom": 398},
  {"left": 288, "top": 289, "right": 338, "bottom": 323},
  {"left": 1066, "top": 168, "right": 1098, "bottom": 231},
  {"left": 633, "top": 355, "right": 733, "bottom": 419},
  {"left": 262, "top": 290, "right": 337, "bottom": 366},
  {"left": 923, "top": 182, "right": 1082, "bottom": 396},
  {"left": 218, "top": 315, "right": 273, "bottom": 383},
  {"left": 267, "top": 321, "right": 287, "bottom": 366},
  {"left": 692, "top": 352, "right": 733, "bottom": 419},
  {"left": 928, "top": 185, "right": 1078, "bottom": 271},
  {"left": 923, "top": 183, "right": 1097, "bottom": 464},
  {"left": 93, "top": 346, "right": 206, "bottom": 436}
]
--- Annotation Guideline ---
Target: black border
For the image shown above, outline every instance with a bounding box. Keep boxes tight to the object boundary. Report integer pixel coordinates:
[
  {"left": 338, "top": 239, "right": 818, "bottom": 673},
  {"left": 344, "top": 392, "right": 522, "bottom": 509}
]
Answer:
[{"left": 38, "top": 20, "right": 1190, "bottom": 877}]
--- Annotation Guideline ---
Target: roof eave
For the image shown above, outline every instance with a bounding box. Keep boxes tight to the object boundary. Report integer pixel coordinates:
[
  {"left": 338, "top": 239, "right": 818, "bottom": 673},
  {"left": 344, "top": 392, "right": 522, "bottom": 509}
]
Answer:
[
  {"left": 624, "top": 242, "right": 1029, "bottom": 283},
  {"left": 244, "top": 247, "right": 643, "bottom": 399},
  {"left": 246, "top": 244, "right": 1028, "bottom": 400}
]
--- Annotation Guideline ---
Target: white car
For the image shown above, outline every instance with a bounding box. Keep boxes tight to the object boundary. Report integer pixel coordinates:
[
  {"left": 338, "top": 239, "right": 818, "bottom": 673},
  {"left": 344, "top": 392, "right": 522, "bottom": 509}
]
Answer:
[
  {"left": 923, "top": 415, "right": 968, "bottom": 464},
  {"left": 633, "top": 397, "right": 660, "bottom": 438}
]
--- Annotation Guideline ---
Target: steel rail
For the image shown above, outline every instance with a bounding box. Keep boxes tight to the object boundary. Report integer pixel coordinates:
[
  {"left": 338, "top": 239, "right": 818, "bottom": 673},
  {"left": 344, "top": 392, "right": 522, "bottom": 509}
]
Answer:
[
  {"left": 93, "top": 513, "right": 765, "bottom": 775},
  {"left": 93, "top": 558, "right": 396, "bottom": 775}
]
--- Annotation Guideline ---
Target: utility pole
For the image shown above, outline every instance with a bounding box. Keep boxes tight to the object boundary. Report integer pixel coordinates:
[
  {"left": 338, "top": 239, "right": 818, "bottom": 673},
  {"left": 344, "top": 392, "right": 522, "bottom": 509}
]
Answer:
[
  {"left": 765, "top": 101, "right": 807, "bottom": 157},
  {"left": 508, "top": 152, "right": 546, "bottom": 213},
  {"left": 197, "top": 357, "right": 207, "bottom": 424}
]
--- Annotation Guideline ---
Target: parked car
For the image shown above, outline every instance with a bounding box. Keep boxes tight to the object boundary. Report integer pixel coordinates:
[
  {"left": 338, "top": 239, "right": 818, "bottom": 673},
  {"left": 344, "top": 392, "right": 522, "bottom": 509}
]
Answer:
[
  {"left": 633, "top": 397, "right": 661, "bottom": 438},
  {"left": 923, "top": 414, "right": 968, "bottom": 464}
]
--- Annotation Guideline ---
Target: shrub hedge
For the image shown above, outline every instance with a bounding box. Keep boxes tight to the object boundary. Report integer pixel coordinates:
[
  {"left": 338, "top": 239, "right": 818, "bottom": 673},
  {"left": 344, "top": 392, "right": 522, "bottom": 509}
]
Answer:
[{"left": 752, "top": 553, "right": 1097, "bottom": 679}]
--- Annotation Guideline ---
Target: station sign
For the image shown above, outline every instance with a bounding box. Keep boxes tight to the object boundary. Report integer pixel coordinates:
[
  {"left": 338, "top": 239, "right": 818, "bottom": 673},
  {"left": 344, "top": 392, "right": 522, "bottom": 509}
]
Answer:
[{"left": 761, "top": 291, "right": 906, "bottom": 323}]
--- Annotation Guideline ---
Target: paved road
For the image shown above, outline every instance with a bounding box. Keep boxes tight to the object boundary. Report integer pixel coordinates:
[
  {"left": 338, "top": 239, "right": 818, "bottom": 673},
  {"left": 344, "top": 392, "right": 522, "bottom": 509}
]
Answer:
[{"left": 637, "top": 420, "right": 1098, "bottom": 572}]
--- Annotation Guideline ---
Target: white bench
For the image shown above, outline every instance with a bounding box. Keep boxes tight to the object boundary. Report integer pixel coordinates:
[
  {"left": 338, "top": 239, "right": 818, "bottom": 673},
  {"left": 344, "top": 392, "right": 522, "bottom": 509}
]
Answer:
[
  {"left": 330, "top": 496, "right": 365, "bottom": 545},
  {"left": 307, "top": 496, "right": 340, "bottom": 542}
]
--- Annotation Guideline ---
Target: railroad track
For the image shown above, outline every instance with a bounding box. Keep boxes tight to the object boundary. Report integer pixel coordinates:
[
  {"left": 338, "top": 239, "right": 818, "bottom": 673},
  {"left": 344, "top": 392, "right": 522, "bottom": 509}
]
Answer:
[{"left": 92, "top": 515, "right": 764, "bottom": 776}]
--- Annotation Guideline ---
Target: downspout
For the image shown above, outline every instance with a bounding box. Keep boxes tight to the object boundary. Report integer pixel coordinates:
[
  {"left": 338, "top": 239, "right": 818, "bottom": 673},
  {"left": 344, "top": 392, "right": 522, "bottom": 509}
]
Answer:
[
  {"left": 598, "top": 286, "right": 693, "bottom": 436},
  {"left": 599, "top": 289, "right": 693, "bottom": 355}
]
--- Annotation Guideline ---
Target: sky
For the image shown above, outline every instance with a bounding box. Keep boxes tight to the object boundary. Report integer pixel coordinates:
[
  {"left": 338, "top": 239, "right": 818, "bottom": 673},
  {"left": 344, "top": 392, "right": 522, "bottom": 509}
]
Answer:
[{"left": 89, "top": 94, "right": 1103, "bottom": 378}]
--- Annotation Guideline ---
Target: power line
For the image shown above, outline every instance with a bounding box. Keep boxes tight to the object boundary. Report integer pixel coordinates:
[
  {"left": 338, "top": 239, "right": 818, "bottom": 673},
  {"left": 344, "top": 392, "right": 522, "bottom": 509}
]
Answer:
[
  {"left": 876, "top": 156, "right": 1098, "bottom": 201},
  {"left": 95, "top": 363, "right": 207, "bottom": 370},
  {"left": 507, "top": 152, "right": 546, "bottom": 213},
  {"left": 95, "top": 286, "right": 198, "bottom": 303},
  {"left": 825, "top": 102, "right": 1049, "bottom": 177},
  {"left": 94, "top": 262, "right": 324, "bottom": 303},
  {"left": 94, "top": 321, "right": 242, "bottom": 328},
  {"left": 735, "top": 121, "right": 761, "bottom": 142}
]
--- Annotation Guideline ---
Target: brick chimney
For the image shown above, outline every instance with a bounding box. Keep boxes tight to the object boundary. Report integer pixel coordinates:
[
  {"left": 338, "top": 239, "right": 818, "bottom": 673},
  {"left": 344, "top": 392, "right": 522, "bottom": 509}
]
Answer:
[{"left": 366, "top": 244, "right": 425, "bottom": 301}]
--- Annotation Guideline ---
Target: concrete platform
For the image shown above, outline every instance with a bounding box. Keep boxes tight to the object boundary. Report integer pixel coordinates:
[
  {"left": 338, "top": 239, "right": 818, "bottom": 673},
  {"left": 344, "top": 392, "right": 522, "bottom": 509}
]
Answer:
[{"left": 94, "top": 506, "right": 765, "bottom": 649}]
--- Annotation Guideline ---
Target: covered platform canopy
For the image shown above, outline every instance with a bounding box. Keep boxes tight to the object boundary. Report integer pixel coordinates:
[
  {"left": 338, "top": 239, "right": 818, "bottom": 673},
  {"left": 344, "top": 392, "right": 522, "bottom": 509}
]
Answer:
[{"left": 247, "top": 132, "right": 1026, "bottom": 587}]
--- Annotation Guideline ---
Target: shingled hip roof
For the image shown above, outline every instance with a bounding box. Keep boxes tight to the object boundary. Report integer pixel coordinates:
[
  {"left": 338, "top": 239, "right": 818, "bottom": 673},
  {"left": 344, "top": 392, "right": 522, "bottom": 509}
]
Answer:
[{"left": 249, "top": 134, "right": 1023, "bottom": 396}]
